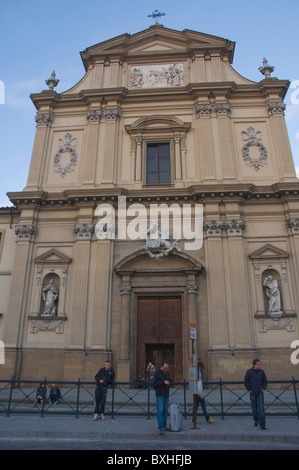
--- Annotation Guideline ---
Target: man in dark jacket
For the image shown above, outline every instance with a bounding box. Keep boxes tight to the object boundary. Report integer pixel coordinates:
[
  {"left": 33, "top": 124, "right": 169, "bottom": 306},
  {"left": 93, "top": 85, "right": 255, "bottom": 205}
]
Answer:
[
  {"left": 93, "top": 361, "right": 115, "bottom": 420},
  {"left": 152, "top": 361, "right": 172, "bottom": 434},
  {"left": 244, "top": 359, "right": 268, "bottom": 430}
]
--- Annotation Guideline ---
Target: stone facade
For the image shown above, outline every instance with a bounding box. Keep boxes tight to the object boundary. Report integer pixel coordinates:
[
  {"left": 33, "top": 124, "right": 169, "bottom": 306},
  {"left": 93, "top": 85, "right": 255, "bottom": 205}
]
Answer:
[{"left": 0, "top": 24, "right": 299, "bottom": 382}]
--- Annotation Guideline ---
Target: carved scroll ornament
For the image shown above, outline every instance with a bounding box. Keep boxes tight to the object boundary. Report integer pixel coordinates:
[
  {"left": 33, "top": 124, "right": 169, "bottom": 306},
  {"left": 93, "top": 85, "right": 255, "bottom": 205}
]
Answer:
[
  {"left": 54, "top": 133, "right": 78, "bottom": 177},
  {"left": 241, "top": 126, "right": 267, "bottom": 171}
]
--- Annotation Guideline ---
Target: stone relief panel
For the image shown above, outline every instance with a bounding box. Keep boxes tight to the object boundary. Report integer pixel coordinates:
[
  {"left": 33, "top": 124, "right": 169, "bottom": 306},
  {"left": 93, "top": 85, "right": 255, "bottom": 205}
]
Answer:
[
  {"left": 46, "top": 130, "right": 83, "bottom": 186},
  {"left": 130, "top": 64, "right": 184, "bottom": 88},
  {"left": 54, "top": 133, "right": 78, "bottom": 177},
  {"left": 241, "top": 126, "right": 268, "bottom": 171}
]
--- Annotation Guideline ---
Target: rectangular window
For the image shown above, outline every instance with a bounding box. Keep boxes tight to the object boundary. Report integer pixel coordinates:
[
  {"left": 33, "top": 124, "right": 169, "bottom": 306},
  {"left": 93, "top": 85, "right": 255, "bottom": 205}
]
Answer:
[{"left": 146, "top": 143, "right": 171, "bottom": 185}]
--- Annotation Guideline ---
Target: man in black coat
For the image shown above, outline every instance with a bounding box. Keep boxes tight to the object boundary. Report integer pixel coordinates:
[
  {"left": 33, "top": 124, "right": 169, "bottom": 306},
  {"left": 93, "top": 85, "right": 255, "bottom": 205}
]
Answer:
[
  {"left": 93, "top": 361, "right": 115, "bottom": 420},
  {"left": 152, "top": 361, "right": 172, "bottom": 434},
  {"left": 244, "top": 359, "right": 268, "bottom": 430}
]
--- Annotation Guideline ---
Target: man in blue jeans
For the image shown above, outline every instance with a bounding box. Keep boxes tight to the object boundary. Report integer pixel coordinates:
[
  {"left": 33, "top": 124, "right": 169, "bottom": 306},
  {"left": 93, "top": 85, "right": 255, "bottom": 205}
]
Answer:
[
  {"left": 244, "top": 359, "right": 268, "bottom": 430},
  {"left": 152, "top": 361, "right": 172, "bottom": 434}
]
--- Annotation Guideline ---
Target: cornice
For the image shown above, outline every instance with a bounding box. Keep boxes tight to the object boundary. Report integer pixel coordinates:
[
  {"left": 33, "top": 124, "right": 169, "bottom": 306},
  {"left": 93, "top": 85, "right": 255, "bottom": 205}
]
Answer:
[
  {"left": 29, "top": 78, "right": 291, "bottom": 111},
  {"left": 7, "top": 181, "right": 299, "bottom": 209},
  {"left": 30, "top": 90, "right": 59, "bottom": 110},
  {"left": 258, "top": 78, "right": 290, "bottom": 99}
]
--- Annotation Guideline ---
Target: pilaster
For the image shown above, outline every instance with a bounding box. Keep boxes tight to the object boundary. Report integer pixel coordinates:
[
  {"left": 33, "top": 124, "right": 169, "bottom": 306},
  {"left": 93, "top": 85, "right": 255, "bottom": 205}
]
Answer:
[
  {"left": 83, "top": 109, "right": 102, "bottom": 185},
  {"left": 102, "top": 108, "right": 121, "bottom": 184},
  {"left": 203, "top": 222, "right": 229, "bottom": 349},
  {"left": 69, "top": 216, "right": 93, "bottom": 348},
  {"left": 195, "top": 103, "right": 216, "bottom": 180}
]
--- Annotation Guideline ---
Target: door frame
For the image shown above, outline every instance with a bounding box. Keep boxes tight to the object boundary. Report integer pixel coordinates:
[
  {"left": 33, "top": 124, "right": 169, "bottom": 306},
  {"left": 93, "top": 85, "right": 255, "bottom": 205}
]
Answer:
[
  {"left": 137, "top": 296, "right": 182, "bottom": 382},
  {"left": 114, "top": 248, "right": 204, "bottom": 382}
]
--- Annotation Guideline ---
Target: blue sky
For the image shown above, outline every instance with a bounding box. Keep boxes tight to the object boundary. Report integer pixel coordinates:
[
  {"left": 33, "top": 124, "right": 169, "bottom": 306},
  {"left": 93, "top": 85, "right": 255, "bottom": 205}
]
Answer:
[{"left": 0, "top": 0, "right": 299, "bottom": 207}]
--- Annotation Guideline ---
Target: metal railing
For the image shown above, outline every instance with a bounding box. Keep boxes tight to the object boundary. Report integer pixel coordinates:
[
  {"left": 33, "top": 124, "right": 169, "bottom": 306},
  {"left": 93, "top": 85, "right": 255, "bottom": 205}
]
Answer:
[{"left": 0, "top": 377, "right": 298, "bottom": 419}]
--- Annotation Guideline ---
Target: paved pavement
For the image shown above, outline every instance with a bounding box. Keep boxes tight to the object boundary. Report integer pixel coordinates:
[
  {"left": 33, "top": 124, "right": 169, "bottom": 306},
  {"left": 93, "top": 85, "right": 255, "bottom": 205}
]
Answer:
[{"left": 0, "top": 413, "right": 298, "bottom": 450}]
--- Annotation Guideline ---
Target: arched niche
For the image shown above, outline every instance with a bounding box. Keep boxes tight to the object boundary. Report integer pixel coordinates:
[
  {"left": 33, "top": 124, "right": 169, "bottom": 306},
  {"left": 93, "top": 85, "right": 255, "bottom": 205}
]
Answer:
[
  {"left": 40, "top": 273, "right": 60, "bottom": 317},
  {"left": 261, "top": 268, "right": 283, "bottom": 318}
]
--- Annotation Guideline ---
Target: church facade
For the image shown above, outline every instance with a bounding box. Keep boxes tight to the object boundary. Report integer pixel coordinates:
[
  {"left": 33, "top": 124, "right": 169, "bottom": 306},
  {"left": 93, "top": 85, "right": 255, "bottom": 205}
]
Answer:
[{"left": 0, "top": 24, "right": 299, "bottom": 382}]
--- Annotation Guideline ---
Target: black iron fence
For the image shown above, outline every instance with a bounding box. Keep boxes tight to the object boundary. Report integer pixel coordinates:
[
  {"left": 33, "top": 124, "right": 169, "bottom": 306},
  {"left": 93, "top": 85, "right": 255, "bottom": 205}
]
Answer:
[{"left": 0, "top": 377, "right": 298, "bottom": 419}]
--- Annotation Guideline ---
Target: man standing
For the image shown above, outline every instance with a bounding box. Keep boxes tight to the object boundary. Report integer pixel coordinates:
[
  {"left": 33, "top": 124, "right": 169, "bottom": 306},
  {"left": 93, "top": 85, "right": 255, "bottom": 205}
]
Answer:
[
  {"left": 244, "top": 359, "right": 268, "bottom": 430},
  {"left": 93, "top": 361, "right": 115, "bottom": 421},
  {"left": 152, "top": 361, "right": 172, "bottom": 434}
]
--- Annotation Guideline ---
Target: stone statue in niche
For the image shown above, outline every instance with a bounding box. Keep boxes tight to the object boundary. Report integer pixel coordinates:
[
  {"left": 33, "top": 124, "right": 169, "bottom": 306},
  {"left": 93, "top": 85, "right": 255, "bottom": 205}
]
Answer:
[
  {"left": 263, "top": 275, "right": 282, "bottom": 318},
  {"left": 42, "top": 279, "right": 59, "bottom": 316}
]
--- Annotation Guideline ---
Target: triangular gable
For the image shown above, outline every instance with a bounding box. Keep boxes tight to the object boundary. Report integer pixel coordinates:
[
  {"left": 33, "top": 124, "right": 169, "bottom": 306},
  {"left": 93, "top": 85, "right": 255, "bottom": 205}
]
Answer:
[
  {"left": 249, "top": 244, "right": 289, "bottom": 260},
  {"left": 80, "top": 25, "right": 235, "bottom": 70},
  {"left": 34, "top": 249, "right": 72, "bottom": 265}
]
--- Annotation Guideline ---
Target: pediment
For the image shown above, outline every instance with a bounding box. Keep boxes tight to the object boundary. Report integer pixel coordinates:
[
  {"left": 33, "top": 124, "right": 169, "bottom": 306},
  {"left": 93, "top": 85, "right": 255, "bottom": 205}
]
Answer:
[
  {"left": 125, "top": 115, "right": 191, "bottom": 136},
  {"left": 34, "top": 249, "right": 72, "bottom": 265},
  {"left": 80, "top": 25, "right": 235, "bottom": 70},
  {"left": 114, "top": 248, "right": 204, "bottom": 275},
  {"left": 249, "top": 244, "right": 289, "bottom": 260}
]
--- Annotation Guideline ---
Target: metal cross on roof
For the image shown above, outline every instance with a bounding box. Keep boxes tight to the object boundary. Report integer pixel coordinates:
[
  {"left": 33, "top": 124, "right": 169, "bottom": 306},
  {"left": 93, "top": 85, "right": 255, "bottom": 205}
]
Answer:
[{"left": 147, "top": 9, "right": 166, "bottom": 24}]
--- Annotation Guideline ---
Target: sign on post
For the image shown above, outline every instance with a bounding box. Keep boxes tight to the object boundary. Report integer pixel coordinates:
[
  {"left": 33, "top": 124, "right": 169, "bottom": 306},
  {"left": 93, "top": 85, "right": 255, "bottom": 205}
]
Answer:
[
  {"left": 189, "top": 323, "right": 197, "bottom": 340},
  {"left": 188, "top": 366, "right": 198, "bottom": 394}
]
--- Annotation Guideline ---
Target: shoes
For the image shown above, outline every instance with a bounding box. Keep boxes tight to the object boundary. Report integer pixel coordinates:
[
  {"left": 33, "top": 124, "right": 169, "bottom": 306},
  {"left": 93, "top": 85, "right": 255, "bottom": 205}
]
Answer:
[
  {"left": 260, "top": 426, "right": 267, "bottom": 431},
  {"left": 100, "top": 413, "right": 105, "bottom": 420},
  {"left": 254, "top": 422, "right": 258, "bottom": 427},
  {"left": 207, "top": 418, "right": 215, "bottom": 423},
  {"left": 158, "top": 429, "right": 164, "bottom": 435},
  {"left": 92, "top": 414, "right": 98, "bottom": 421}
]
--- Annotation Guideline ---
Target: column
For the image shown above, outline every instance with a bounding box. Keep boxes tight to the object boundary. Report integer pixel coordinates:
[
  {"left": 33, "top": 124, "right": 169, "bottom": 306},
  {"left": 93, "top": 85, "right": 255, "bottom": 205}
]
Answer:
[
  {"left": 69, "top": 222, "right": 94, "bottom": 348},
  {"left": 83, "top": 109, "right": 101, "bottom": 185},
  {"left": 223, "top": 220, "right": 252, "bottom": 349},
  {"left": 203, "top": 221, "right": 229, "bottom": 349},
  {"left": 91, "top": 240, "right": 113, "bottom": 349},
  {"left": 25, "top": 112, "right": 53, "bottom": 190},
  {"left": 267, "top": 102, "right": 296, "bottom": 178},
  {"left": 3, "top": 225, "right": 37, "bottom": 345},
  {"left": 135, "top": 138, "right": 142, "bottom": 182},
  {"left": 215, "top": 103, "right": 235, "bottom": 179},
  {"left": 174, "top": 136, "right": 182, "bottom": 182},
  {"left": 102, "top": 108, "right": 121, "bottom": 184},
  {"left": 116, "top": 276, "right": 132, "bottom": 381},
  {"left": 195, "top": 104, "right": 216, "bottom": 180},
  {"left": 3, "top": 224, "right": 37, "bottom": 377}
]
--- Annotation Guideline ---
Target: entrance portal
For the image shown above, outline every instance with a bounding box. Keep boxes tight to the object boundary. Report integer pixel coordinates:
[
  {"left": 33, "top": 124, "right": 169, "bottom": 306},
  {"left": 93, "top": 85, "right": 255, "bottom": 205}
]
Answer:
[{"left": 137, "top": 298, "right": 182, "bottom": 382}]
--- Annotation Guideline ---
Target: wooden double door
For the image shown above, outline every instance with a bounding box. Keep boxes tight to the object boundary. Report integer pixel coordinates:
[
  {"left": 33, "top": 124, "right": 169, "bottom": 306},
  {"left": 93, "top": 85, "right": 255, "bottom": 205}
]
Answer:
[{"left": 137, "top": 297, "right": 182, "bottom": 382}]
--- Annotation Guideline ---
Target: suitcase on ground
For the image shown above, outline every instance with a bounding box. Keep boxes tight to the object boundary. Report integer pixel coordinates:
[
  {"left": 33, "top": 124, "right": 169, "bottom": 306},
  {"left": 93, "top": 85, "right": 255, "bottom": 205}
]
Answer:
[{"left": 169, "top": 403, "right": 182, "bottom": 432}]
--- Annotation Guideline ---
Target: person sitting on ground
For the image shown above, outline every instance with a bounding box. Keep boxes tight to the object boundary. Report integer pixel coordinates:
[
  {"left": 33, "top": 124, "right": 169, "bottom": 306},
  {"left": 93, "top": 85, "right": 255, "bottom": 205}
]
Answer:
[
  {"left": 48, "top": 383, "right": 61, "bottom": 405},
  {"left": 33, "top": 383, "right": 47, "bottom": 408}
]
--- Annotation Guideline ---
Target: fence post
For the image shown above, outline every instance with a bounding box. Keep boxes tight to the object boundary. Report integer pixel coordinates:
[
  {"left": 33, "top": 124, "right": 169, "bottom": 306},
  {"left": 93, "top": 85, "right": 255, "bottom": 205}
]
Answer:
[
  {"left": 147, "top": 381, "right": 151, "bottom": 420},
  {"left": 6, "top": 376, "right": 15, "bottom": 417},
  {"left": 40, "top": 377, "right": 47, "bottom": 418},
  {"left": 111, "top": 382, "right": 115, "bottom": 420},
  {"left": 292, "top": 376, "right": 299, "bottom": 420},
  {"left": 219, "top": 378, "right": 224, "bottom": 420},
  {"left": 76, "top": 378, "right": 81, "bottom": 418},
  {"left": 183, "top": 379, "right": 187, "bottom": 419}
]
